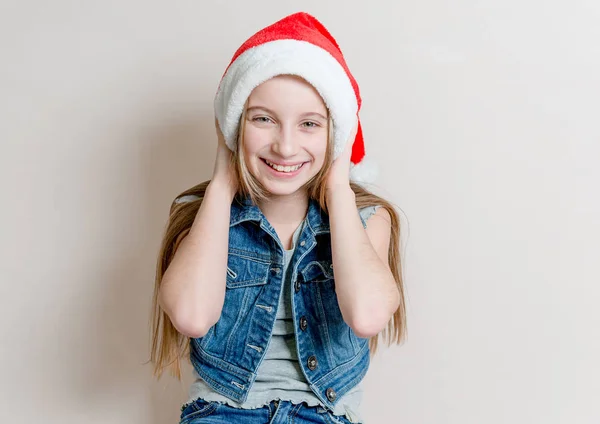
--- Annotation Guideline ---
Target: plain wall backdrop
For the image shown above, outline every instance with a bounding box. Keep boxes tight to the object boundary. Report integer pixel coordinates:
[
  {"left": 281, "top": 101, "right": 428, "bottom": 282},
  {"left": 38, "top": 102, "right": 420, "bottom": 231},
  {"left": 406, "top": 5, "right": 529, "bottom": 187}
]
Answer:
[{"left": 1, "top": 1, "right": 598, "bottom": 423}]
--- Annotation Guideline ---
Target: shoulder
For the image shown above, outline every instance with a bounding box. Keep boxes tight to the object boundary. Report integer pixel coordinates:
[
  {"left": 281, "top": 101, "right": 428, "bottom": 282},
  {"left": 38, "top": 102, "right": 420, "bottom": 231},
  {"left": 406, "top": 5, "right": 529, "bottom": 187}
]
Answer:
[
  {"left": 358, "top": 205, "right": 389, "bottom": 226},
  {"left": 362, "top": 206, "right": 392, "bottom": 266}
]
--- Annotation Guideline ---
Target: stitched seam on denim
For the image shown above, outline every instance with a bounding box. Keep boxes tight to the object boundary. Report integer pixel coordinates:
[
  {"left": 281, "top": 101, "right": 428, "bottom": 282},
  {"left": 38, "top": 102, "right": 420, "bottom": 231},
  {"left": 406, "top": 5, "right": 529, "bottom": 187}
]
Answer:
[
  {"left": 288, "top": 402, "right": 303, "bottom": 423},
  {"left": 180, "top": 399, "right": 196, "bottom": 413},
  {"left": 227, "top": 278, "right": 267, "bottom": 288},
  {"left": 300, "top": 260, "right": 334, "bottom": 280},
  {"left": 288, "top": 239, "right": 319, "bottom": 383},
  {"left": 247, "top": 344, "right": 262, "bottom": 353},
  {"left": 322, "top": 411, "right": 335, "bottom": 424},
  {"left": 260, "top": 221, "right": 283, "bottom": 250},
  {"left": 230, "top": 253, "right": 271, "bottom": 264},
  {"left": 314, "top": 286, "right": 335, "bottom": 366},
  {"left": 332, "top": 349, "right": 368, "bottom": 393},
  {"left": 313, "top": 342, "right": 369, "bottom": 387},
  {"left": 337, "top": 366, "right": 368, "bottom": 399},
  {"left": 313, "top": 225, "right": 330, "bottom": 234},
  {"left": 290, "top": 240, "right": 316, "bottom": 288},
  {"left": 228, "top": 248, "right": 271, "bottom": 263},
  {"left": 271, "top": 401, "right": 282, "bottom": 422},
  {"left": 226, "top": 267, "right": 237, "bottom": 278},
  {"left": 229, "top": 215, "right": 260, "bottom": 228},
  {"left": 256, "top": 304, "right": 273, "bottom": 312},
  {"left": 191, "top": 398, "right": 209, "bottom": 412},
  {"left": 225, "top": 285, "right": 252, "bottom": 357},
  {"left": 326, "top": 411, "right": 349, "bottom": 424},
  {"left": 181, "top": 403, "right": 217, "bottom": 423},
  {"left": 316, "top": 261, "right": 334, "bottom": 279},
  {"left": 226, "top": 260, "right": 269, "bottom": 287},
  {"left": 195, "top": 346, "right": 252, "bottom": 379},
  {"left": 200, "top": 326, "right": 215, "bottom": 349},
  {"left": 306, "top": 207, "right": 330, "bottom": 235},
  {"left": 232, "top": 381, "right": 245, "bottom": 390},
  {"left": 194, "top": 365, "right": 241, "bottom": 399},
  {"left": 348, "top": 326, "right": 359, "bottom": 353},
  {"left": 322, "top": 360, "right": 368, "bottom": 404}
]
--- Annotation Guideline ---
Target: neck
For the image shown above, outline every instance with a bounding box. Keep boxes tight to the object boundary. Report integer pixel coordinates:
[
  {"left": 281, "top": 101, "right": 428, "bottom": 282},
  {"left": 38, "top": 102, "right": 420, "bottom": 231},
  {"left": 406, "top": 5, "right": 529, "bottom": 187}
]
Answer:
[{"left": 258, "top": 190, "right": 310, "bottom": 227}]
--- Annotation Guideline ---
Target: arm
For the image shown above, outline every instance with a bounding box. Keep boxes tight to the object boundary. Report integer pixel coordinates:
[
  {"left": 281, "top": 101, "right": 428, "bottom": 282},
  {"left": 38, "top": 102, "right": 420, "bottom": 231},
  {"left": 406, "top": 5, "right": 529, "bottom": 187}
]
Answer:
[
  {"left": 159, "top": 120, "right": 237, "bottom": 338},
  {"left": 327, "top": 188, "right": 401, "bottom": 338},
  {"left": 158, "top": 181, "right": 233, "bottom": 338}
]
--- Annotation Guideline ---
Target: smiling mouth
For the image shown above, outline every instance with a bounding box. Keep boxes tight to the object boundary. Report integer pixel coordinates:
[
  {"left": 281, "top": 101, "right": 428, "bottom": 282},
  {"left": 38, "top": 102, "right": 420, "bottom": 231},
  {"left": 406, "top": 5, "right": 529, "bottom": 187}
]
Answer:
[{"left": 262, "top": 159, "right": 307, "bottom": 173}]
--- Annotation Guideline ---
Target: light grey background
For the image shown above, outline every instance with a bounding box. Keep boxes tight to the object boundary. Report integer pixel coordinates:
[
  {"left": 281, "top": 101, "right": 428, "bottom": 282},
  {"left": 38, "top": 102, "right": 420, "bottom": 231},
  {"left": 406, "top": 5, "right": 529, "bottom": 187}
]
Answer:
[{"left": 1, "top": 1, "right": 598, "bottom": 423}]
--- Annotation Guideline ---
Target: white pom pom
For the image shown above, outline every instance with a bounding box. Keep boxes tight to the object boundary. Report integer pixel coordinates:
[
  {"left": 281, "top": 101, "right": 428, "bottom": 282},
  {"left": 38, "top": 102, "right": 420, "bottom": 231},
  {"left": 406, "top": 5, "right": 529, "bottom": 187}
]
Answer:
[{"left": 349, "top": 155, "right": 378, "bottom": 184}]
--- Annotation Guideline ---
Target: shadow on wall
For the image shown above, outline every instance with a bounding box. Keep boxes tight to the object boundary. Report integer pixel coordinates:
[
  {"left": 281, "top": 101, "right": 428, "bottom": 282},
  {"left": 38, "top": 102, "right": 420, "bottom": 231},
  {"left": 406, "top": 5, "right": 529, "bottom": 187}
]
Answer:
[
  {"left": 81, "top": 111, "right": 215, "bottom": 423},
  {"left": 141, "top": 113, "right": 216, "bottom": 423}
]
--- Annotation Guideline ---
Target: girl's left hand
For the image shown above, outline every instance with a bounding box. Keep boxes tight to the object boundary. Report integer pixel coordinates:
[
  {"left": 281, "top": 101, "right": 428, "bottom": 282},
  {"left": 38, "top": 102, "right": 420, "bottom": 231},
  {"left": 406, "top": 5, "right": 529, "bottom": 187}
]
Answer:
[{"left": 326, "top": 119, "right": 358, "bottom": 191}]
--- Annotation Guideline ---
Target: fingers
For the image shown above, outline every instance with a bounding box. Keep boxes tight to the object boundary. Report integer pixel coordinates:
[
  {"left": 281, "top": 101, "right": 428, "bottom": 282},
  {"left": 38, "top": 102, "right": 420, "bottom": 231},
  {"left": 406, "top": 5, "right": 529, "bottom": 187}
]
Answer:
[{"left": 344, "top": 122, "right": 358, "bottom": 157}]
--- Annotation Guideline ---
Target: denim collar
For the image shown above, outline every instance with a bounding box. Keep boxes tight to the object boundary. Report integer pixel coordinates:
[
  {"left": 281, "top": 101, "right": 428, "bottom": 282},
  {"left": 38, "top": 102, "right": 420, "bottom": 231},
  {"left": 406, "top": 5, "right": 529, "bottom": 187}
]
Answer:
[{"left": 230, "top": 195, "right": 330, "bottom": 236}]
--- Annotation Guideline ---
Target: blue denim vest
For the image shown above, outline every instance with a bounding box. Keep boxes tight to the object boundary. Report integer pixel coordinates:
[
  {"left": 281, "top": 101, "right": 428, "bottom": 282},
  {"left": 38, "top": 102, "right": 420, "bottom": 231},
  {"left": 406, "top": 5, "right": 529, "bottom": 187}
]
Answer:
[{"left": 189, "top": 196, "right": 370, "bottom": 412}]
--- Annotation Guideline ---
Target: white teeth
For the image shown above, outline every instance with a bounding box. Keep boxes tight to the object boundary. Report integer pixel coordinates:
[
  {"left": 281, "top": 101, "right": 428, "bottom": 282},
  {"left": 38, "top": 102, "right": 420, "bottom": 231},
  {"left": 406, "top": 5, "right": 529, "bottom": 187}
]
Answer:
[{"left": 265, "top": 160, "right": 303, "bottom": 173}]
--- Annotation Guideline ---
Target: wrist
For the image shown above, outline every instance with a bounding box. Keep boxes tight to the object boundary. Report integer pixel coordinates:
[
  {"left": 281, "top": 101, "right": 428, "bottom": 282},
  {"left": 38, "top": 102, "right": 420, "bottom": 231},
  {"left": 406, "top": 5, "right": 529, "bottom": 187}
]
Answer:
[
  {"left": 325, "top": 184, "right": 354, "bottom": 203},
  {"left": 208, "top": 177, "right": 236, "bottom": 202}
]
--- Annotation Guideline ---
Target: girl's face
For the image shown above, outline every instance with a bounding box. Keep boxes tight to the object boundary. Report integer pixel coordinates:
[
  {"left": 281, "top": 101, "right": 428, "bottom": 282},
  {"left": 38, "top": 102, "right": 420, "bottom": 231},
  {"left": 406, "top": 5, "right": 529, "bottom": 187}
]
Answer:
[{"left": 242, "top": 75, "right": 329, "bottom": 198}]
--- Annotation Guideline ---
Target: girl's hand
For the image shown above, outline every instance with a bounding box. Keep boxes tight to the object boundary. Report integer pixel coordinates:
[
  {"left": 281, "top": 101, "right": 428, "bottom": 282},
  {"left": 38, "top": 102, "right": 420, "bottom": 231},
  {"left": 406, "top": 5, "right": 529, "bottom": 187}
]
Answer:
[
  {"left": 326, "top": 119, "right": 358, "bottom": 192},
  {"left": 211, "top": 118, "right": 238, "bottom": 199}
]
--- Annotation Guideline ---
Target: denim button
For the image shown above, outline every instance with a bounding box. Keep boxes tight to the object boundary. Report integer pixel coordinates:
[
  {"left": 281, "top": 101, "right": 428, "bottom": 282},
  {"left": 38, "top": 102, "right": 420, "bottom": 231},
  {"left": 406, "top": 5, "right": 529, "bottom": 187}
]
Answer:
[
  {"left": 326, "top": 387, "right": 337, "bottom": 402},
  {"left": 307, "top": 355, "right": 318, "bottom": 370},
  {"left": 300, "top": 240, "right": 306, "bottom": 247},
  {"left": 294, "top": 280, "right": 301, "bottom": 293},
  {"left": 300, "top": 316, "right": 307, "bottom": 331}
]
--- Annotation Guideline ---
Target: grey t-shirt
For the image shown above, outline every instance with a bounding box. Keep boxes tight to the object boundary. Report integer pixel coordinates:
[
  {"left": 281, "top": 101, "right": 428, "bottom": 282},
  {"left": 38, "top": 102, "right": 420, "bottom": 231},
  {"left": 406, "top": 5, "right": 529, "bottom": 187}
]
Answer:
[{"left": 187, "top": 205, "right": 380, "bottom": 423}]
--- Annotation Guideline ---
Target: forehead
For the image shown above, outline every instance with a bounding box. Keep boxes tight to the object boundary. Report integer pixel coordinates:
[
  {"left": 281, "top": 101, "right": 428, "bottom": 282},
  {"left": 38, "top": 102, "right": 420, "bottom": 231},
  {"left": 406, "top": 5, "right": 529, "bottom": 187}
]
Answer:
[{"left": 248, "top": 75, "right": 327, "bottom": 113}]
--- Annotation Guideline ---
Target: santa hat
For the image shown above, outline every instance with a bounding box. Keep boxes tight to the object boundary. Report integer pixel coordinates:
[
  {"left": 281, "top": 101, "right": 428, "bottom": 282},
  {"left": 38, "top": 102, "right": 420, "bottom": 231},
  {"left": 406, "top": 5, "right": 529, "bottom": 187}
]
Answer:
[{"left": 214, "top": 12, "right": 377, "bottom": 183}]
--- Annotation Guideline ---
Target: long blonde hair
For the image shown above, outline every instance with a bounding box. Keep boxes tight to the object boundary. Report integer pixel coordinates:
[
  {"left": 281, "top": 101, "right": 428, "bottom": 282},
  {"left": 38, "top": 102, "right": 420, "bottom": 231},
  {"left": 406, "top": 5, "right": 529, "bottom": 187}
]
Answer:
[{"left": 149, "top": 107, "right": 407, "bottom": 380}]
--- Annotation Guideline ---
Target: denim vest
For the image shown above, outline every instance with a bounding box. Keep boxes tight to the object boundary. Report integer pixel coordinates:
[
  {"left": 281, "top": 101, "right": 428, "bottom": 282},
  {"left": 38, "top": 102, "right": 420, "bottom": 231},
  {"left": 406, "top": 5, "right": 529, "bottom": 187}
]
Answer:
[{"left": 189, "top": 196, "right": 371, "bottom": 412}]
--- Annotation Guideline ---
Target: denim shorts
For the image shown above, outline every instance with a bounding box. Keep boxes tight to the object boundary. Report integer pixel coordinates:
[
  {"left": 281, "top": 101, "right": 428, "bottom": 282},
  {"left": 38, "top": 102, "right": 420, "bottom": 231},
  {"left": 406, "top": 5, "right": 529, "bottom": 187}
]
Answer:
[{"left": 179, "top": 397, "right": 359, "bottom": 424}]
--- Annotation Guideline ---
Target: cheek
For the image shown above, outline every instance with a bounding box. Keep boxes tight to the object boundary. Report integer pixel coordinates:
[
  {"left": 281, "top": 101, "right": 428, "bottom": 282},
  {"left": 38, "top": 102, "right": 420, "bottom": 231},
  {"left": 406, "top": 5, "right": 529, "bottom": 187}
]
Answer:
[
  {"left": 241, "top": 136, "right": 261, "bottom": 158},
  {"left": 242, "top": 128, "right": 270, "bottom": 156},
  {"left": 309, "top": 148, "right": 328, "bottom": 175},
  {"left": 313, "top": 136, "right": 328, "bottom": 161}
]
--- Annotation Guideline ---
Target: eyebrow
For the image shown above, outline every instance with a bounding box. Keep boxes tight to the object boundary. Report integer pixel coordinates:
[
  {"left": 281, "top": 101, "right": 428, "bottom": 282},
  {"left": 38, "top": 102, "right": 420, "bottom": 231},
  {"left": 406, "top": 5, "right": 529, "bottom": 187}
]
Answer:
[{"left": 247, "top": 106, "right": 328, "bottom": 121}]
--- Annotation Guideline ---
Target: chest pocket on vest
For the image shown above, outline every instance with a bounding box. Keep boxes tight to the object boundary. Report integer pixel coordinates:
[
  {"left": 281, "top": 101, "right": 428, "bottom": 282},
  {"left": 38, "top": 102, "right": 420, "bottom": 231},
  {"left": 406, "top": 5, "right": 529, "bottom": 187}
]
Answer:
[
  {"left": 226, "top": 253, "right": 270, "bottom": 288},
  {"left": 300, "top": 260, "right": 334, "bottom": 283}
]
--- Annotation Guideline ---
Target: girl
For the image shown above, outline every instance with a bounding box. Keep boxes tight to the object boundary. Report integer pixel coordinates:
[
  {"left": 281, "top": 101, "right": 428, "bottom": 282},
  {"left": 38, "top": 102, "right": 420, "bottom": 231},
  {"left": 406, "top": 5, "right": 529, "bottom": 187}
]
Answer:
[{"left": 150, "top": 12, "right": 406, "bottom": 424}]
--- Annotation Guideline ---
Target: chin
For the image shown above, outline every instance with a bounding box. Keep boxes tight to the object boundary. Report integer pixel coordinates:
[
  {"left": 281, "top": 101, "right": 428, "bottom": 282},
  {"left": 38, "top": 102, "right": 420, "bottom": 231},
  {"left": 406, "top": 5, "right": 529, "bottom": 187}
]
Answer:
[{"left": 259, "top": 179, "right": 310, "bottom": 197}]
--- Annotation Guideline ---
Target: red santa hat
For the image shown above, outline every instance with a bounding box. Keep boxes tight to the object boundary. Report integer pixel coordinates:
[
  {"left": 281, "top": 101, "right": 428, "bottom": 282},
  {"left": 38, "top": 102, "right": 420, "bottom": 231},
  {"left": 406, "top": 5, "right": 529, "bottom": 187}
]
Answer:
[{"left": 214, "top": 12, "right": 377, "bottom": 183}]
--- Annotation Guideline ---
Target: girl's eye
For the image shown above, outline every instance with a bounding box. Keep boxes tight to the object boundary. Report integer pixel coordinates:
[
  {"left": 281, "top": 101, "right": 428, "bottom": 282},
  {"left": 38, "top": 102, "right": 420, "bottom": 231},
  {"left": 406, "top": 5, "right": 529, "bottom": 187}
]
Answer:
[
  {"left": 302, "top": 121, "right": 319, "bottom": 128},
  {"left": 253, "top": 116, "right": 272, "bottom": 123}
]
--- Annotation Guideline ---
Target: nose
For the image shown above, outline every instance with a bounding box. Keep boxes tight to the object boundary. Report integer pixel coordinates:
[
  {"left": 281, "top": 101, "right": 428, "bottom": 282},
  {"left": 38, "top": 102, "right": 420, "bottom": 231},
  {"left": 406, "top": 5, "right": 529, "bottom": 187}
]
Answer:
[{"left": 272, "top": 125, "right": 299, "bottom": 158}]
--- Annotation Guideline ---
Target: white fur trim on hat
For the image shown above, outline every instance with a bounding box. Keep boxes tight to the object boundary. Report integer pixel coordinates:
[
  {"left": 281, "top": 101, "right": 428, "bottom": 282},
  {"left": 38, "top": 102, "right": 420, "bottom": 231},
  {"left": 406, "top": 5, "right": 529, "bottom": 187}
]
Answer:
[{"left": 214, "top": 39, "right": 358, "bottom": 160}]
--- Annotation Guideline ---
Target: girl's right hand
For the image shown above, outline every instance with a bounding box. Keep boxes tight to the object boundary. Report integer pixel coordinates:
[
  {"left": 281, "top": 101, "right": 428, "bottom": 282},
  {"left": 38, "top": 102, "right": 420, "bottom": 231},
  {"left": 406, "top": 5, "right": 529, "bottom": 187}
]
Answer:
[{"left": 211, "top": 118, "right": 238, "bottom": 199}]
